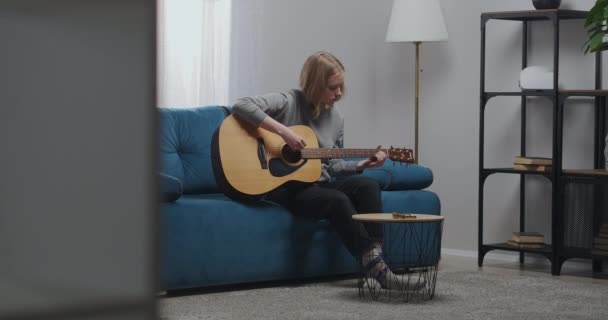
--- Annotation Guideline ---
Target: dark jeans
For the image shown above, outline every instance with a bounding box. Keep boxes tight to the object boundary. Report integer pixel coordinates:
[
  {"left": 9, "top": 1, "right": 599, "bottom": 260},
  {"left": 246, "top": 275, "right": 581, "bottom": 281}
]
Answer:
[{"left": 266, "top": 176, "right": 383, "bottom": 257}]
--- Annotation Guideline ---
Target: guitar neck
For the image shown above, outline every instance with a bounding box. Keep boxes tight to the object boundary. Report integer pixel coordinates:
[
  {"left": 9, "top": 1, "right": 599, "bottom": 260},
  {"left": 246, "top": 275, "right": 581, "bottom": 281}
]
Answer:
[{"left": 300, "top": 148, "right": 386, "bottom": 159}]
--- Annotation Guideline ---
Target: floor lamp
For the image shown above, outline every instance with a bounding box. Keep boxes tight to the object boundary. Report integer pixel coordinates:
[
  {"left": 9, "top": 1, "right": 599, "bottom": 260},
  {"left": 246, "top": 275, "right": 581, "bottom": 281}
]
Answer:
[{"left": 386, "top": 0, "right": 448, "bottom": 164}]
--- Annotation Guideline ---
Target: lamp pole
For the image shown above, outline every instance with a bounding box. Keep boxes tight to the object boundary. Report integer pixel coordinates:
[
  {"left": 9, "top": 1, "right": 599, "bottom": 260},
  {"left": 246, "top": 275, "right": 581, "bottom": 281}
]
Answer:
[{"left": 414, "top": 41, "right": 421, "bottom": 164}]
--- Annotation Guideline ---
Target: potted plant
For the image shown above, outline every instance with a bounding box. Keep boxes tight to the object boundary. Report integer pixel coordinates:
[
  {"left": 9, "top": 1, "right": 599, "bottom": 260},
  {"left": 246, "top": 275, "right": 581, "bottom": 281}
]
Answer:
[{"left": 584, "top": 0, "right": 608, "bottom": 53}]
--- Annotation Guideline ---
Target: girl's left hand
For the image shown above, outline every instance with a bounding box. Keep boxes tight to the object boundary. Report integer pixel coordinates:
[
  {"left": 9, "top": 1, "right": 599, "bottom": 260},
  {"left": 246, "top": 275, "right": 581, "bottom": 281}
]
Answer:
[{"left": 356, "top": 145, "right": 386, "bottom": 171}]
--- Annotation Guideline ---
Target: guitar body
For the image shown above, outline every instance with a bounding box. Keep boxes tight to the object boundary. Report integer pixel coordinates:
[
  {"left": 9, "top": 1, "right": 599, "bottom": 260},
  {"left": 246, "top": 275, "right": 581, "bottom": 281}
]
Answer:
[
  {"left": 212, "top": 115, "right": 413, "bottom": 202},
  {"left": 212, "top": 115, "right": 321, "bottom": 202}
]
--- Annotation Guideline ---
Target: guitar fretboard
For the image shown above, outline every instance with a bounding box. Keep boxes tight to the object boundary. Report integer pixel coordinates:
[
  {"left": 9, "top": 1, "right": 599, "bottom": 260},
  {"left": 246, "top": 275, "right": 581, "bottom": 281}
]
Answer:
[{"left": 300, "top": 148, "right": 386, "bottom": 159}]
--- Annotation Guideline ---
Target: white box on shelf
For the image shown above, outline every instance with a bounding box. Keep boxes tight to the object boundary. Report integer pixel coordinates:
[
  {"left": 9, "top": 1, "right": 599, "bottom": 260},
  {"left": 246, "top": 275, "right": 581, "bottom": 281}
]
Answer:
[{"left": 519, "top": 66, "right": 561, "bottom": 90}]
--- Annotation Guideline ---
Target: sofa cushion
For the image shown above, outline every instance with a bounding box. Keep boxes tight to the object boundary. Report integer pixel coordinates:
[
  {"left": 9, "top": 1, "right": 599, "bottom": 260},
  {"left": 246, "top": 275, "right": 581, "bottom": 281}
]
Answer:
[
  {"left": 159, "top": 106, "right": 230, "bottom": 194},
  {"left": 159, "top": 173, "right": 182, "bottom": 202},
  {"left": 360, "top": 160, "right": 433, "bottom": 190},
  {"left": 160, "top": 190, "right": 441, "bottom": 290},
  {"left": 381, "top": 189, "right": 440, "bottom": 214},
  {"left": 160, "top": 193, "right": 359, "bottom": 289}
]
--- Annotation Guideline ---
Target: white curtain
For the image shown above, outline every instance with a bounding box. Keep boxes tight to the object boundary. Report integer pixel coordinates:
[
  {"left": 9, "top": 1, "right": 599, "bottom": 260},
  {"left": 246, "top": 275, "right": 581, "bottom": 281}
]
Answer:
[{"left": 157, "top": 0, "right": 232, "bottom": 108}]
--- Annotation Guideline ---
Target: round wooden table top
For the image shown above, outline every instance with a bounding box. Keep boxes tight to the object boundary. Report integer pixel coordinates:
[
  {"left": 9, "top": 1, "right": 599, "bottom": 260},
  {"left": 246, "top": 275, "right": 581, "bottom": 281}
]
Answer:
[{"left": 352, "top": 213, "right": 444, "bottom": 223}]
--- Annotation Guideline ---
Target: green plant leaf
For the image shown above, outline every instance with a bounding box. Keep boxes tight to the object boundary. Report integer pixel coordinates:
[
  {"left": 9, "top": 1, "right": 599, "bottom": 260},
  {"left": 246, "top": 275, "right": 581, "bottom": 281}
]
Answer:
[
  {"left": 585, "top": 0, "right": 608, "bottom": 27},
  {"left": 585, "top": 0, "right": 608, "bottom": 53},
  {"left": 584, "top": 29, "right": 603, "bottom": 47},
  {"left": 586, "top": 41, "right": 608, "bottom": 53},
  {"left": 588, "top": 29, "right": 604, "bottom": 39},
  {"left": 596, "top": 42, "right": 608, "bottom": 52},
  {"left": 589, "top": 32, "right": 604, "bottom": 51},
  {"left": 586, "top": 25, "right": 601, "bottom": 34}
]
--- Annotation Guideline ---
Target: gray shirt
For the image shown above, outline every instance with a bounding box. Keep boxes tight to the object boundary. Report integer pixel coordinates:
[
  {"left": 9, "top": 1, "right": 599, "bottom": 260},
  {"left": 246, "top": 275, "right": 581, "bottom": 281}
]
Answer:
[{"left": 232, "top": 89, "right": 359, "bottom": 182}]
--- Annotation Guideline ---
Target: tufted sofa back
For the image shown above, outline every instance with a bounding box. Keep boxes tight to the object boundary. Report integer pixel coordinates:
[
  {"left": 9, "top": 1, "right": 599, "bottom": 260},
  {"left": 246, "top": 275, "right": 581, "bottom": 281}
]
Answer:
[{"left": 159, "top": 106, "right": 229, "bottom": 194}]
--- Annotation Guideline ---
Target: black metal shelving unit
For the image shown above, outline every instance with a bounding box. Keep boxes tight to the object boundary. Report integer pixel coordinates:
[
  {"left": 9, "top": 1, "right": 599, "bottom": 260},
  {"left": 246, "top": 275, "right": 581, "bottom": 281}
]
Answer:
[{"left": 479, "top": 9, "right": 608, "bottom": 275}]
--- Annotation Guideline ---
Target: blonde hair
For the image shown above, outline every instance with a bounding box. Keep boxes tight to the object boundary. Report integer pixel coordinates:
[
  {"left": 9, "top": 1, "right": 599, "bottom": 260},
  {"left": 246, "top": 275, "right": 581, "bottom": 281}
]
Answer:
[{"left": 299, "top": 51, "right": 345, "bottom": 119}]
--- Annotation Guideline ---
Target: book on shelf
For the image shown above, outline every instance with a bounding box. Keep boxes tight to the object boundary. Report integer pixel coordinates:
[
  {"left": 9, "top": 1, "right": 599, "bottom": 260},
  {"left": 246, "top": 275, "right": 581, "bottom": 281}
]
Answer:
[
  {"left": 593, "top": 237, "right": 608, "bottom": 245},
  {"left": 596, "top": 227, "right": 608, "bottom": 238},
  {"left": 506, "top": 240, "right": 544, "bottom": 249},
  {"left": 513, "top": 156, "right": 553, "bottom": 166},
  {"left": 591, "top": 248, "right": 608, "bottom": 256},
  {"left": 593, "top": 236, "right": 608, "bottom": 249},
  {"left": 512, "top": 231, "right": 544, "bottom": 243},
  {"left": 591, "top": 227, "right": 608, "bottom": 251},
  {"left": 593, "top": 243, "right": 608, "bottom": 251},
  {"left": 512, "top": 164, "right": 552, "bottom": 172}
]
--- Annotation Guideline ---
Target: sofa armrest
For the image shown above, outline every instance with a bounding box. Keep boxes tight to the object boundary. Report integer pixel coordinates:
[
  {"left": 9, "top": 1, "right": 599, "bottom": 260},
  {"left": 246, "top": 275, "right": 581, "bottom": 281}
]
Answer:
[
  {"left": 159, "top": 172, "right": 183, "bottom": 202},
  {"left": 360, "top": 159, "right": 433, "bottom": 190}
]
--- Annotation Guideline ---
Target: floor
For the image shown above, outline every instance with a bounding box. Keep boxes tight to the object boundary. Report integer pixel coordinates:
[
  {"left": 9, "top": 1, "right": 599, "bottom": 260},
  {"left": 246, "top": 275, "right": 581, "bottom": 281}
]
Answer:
[
  {"left": 441, "top": 252, "right": 608, "bottom": 285},
  {"left": 160, "top": 251, "right": 608, "bottom": 298},
  {"left": 159, "top": 253, "right": 608, "bottom": 320}
]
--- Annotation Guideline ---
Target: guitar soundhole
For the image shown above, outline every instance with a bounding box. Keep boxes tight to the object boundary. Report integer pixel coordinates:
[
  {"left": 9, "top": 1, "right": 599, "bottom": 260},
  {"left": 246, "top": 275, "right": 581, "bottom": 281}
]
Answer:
[{"left": 281, "top": 145, "right": 302, "bottom": 163}]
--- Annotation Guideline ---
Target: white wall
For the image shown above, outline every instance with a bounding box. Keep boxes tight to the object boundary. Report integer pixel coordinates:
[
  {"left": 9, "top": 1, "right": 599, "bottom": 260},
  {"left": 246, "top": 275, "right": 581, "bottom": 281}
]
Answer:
[{"left": 229, "top": 0, "right": 605, "bottom": 253}]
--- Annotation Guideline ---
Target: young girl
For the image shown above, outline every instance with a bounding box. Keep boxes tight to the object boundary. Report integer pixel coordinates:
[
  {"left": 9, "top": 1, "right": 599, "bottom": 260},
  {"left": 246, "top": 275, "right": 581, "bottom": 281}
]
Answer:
[{"left": 232, "top": 51, "right": 406, "bottom": 289}]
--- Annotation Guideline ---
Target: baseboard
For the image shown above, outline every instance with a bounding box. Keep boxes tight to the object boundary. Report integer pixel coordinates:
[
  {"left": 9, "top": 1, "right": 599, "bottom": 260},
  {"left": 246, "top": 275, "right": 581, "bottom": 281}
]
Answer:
[
  {"left": 441, "top": 247, "right": 593, "bottom": 267},
  {"left": 441, "top": 248, "right": 517, "bottom": 262}
]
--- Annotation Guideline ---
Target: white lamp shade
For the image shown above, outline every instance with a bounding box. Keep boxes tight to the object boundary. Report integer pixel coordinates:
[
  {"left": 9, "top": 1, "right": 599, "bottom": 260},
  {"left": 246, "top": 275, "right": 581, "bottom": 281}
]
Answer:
[{"left": 386, "top": 0, "right": 448, "bottom": 42}]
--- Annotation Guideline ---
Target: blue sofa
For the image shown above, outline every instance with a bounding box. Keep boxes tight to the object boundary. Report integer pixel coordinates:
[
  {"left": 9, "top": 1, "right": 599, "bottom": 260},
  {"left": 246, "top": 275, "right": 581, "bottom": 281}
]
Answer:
[{"left": 159, "top": 106, "right": 441, "bottom": 291}]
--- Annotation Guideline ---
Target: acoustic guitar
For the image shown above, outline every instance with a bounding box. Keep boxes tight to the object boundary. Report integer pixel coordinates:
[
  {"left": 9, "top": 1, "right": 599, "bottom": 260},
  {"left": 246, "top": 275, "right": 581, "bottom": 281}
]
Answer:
[{"left": 211, "top": 115, "right": 414, "bottom": 202}]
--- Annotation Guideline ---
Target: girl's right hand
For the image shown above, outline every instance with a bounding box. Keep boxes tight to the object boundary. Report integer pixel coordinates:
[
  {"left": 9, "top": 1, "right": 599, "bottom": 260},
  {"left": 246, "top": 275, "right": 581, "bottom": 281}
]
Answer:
[
  {"left": 280, "top": 127, "right": 307, "bottom": 151},
  {"left": 258, "top": 116, "right": 307, "bottom": 151}
]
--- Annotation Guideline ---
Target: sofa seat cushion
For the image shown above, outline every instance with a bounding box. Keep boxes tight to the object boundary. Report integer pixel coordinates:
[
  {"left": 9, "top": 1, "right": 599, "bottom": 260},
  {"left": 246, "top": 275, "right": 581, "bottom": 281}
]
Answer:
[
  {"left": 160, "top": 193, "right": 359, "bottom": 289},
  {"left": 160, "top": 189, "right": 442, "bottom": 290}
]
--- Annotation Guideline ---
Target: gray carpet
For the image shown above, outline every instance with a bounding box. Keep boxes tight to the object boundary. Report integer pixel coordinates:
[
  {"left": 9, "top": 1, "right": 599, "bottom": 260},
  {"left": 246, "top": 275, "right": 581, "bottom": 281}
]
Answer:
[{"left": 159, "top": 270, "right": 608, "bottom": 320}]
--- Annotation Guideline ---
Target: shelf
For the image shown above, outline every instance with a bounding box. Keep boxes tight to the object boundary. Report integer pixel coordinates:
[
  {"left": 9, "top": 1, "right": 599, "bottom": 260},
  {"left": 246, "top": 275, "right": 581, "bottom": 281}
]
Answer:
[
  {"left": 479, "top": 8, "right": 605, "bottom": 276},
  {"left": 485, "top": 90, "right": 608, "bottom": 99},
  {"left": 562, "top": 169, "right": 608, "bottom": 182},
  {"left": 482, "top": 168, "right": 551, "bottom": 176},
  {"left": 482, "top": 9, "right": 587, "bottom": 21},
  {"left": 559, "top": 90, "right": 608, "bottom": 97},
  {"left": 563, "top": 169, "right": 608, "bottom": 176},
  {"left": 484, "top": 168, "right": 608, "bottom": 179},
  {"left": 482, "top": 242, "right": 553, "bottom": 254},
  {"left": 485, "top": 91, "right": 554, "bottom": 98}
]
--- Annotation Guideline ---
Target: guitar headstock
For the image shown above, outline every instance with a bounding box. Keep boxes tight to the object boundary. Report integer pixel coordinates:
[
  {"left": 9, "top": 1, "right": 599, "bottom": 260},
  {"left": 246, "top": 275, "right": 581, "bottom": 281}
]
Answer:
[{"left": 387, "top": 147, "right": 415, "bottom": 163}]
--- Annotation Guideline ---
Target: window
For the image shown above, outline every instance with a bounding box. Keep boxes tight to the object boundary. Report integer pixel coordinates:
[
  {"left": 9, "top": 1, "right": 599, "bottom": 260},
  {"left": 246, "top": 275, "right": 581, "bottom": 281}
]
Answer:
[{"left": 157, "top": 0, "right": 232, "bottom": 107}]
